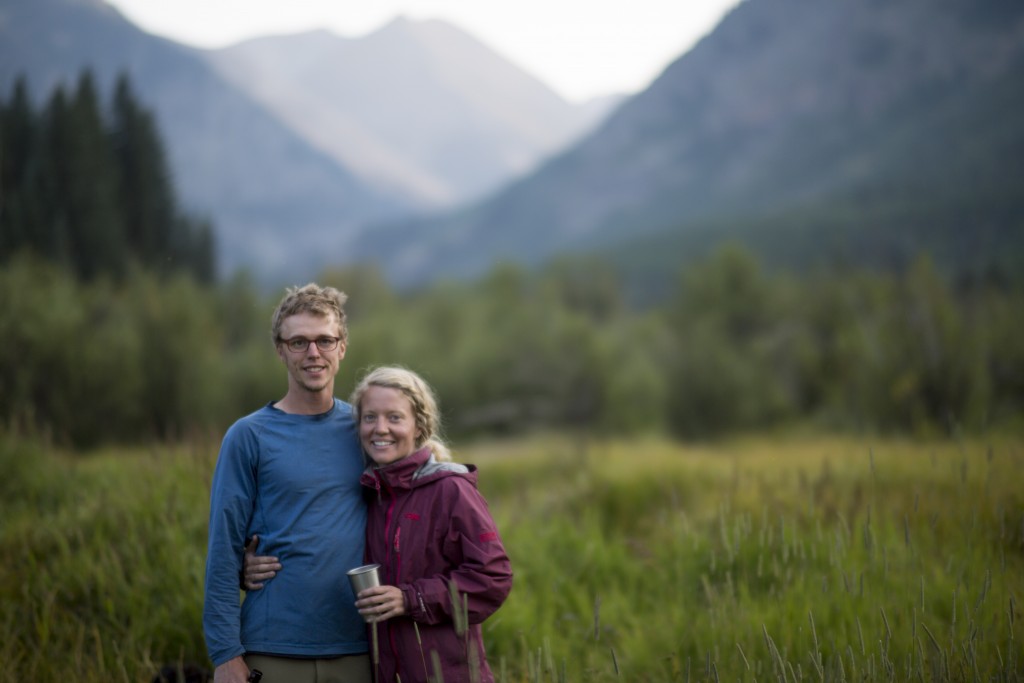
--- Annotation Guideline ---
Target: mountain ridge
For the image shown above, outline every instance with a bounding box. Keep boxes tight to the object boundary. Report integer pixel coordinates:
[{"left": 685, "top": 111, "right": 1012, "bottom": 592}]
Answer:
[
  {"left": 347, "top": 0, "right": 1024, "bottom": 291},
  {"left": 203, "top": 17, "right": 612, "bottom": 207}
]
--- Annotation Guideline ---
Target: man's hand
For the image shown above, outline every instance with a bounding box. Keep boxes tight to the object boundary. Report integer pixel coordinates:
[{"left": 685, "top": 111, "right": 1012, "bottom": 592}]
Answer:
[
  {"left": 213, "top": 656, "right": 250, "bottom": 683},
  {"left": 355, "top": 585, "right": 407, "bottom": 623},
  {"left": 242, "top": 535, "right": 282, "bottom": 590}
]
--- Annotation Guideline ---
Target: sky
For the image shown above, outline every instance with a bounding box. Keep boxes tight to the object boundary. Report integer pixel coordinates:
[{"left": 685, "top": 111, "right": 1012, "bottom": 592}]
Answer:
[{"left": 103, "top": 0, "right": 741, "bottom": 103}]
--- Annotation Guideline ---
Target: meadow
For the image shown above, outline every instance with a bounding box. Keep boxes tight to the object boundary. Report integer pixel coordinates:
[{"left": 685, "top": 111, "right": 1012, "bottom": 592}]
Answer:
[{"left": 1, "top": 431, "right": 1021, "bottom": 682}]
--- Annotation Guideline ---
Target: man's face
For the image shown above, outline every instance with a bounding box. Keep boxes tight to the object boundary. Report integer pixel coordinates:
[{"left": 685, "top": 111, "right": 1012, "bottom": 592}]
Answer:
[{"left": 276, "top": 312, "right": 346, "bottom": 395}]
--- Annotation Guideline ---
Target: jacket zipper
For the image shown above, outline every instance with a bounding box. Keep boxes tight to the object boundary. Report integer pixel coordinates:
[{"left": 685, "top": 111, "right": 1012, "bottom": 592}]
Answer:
[
  {"left": 379, "top": 473, "right": 403, "bottom": 681},
  {"left": 381, "top": 474, "right": 396, "bottom": 583}
]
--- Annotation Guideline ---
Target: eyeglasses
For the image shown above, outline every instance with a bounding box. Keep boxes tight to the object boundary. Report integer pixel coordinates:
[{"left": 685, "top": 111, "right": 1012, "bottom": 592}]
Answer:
[{"left": 278, "top": 336, "right": 342, "bottom": 353}]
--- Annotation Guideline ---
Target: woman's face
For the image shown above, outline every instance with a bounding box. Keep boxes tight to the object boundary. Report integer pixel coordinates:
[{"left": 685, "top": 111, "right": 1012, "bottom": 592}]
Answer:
[{"left": 359, "top": 385, "right": 422, "bottom": 466}]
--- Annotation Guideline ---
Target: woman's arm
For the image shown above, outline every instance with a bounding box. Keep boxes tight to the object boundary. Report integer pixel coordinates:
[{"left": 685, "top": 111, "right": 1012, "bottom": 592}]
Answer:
[
  {"left": 241, "top": 534, "right": 282, "bottom": 590},
  {"left": 403, "top": 480, "right": 513, "bottom": 625}
]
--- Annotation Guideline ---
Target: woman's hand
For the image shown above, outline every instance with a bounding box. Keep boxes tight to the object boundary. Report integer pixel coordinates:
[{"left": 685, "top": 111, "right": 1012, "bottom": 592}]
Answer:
[
  {"left": 242, "top": 535, "right": 282, "bottom": 590},
  {"left": 355, "top": 585, "right": 406, "bottom": 623}
]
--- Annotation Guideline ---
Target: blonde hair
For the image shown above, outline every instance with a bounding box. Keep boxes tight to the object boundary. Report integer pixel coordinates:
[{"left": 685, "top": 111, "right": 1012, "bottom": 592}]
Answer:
[
  {"left": 271, "top": 283, "right": 348, "bottom": 345},
  {"left": 350, "top": 366, "right": 452, "bottom": 462}
]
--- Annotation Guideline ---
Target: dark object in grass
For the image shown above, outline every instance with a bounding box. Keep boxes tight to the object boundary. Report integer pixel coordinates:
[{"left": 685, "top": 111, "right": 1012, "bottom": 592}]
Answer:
[{"left": 151, "top": 662, "right": 212, "bottom": 683}]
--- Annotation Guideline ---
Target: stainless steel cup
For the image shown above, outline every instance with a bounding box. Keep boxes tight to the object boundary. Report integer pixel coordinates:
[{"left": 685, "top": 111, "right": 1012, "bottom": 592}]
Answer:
[{"left": 347, "top": 563, "right": 381, "bottom": 595}]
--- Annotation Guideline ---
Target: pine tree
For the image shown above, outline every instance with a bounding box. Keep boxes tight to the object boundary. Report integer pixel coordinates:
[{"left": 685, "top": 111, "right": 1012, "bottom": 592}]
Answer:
[
  {"left": 37, "top": 84, "right": 74, "bottom": 267},
  {"left": 3, "top": 70, "right": 216, "bottom": 283},
  {"left": 109, "top": 73, "right": 175, "bottom": 271},
  {"left": 1, "top": 78, "right": 38, "bottom": 255},
  {"left": 63, "top": 70, "right": 126, "bottom": 280},
  {"left": 186, "top": 215, "right": 217, "bottom": 283}
]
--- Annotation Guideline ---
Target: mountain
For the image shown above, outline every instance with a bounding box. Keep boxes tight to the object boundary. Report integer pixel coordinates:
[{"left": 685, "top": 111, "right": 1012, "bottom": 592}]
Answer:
[
  {"left": 2, "top": 0, "right": 619, "bottom": 286},
  {"left": 0, "top": 0, "right": 413, "bottom": 284},
  {"left": 204, "top": 18, "right": 616, "bottom": 208},
  {"left": 349, "top": 0, "right": 1024, "bottom": 292}
]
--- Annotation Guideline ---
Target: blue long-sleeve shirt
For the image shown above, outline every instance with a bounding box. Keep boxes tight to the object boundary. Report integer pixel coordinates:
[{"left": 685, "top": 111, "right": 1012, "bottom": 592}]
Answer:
[{"left": 203, "top": 399, "right": 368, "bottom": 666}]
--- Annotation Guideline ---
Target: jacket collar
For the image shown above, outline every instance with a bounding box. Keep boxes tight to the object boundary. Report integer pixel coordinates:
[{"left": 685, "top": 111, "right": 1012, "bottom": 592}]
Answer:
[
  {"left": 361, "top": 447, "right": 430, "bottom": 490},
  {"left": 361, "top": 447, "right": 475, "bottom": 490}
]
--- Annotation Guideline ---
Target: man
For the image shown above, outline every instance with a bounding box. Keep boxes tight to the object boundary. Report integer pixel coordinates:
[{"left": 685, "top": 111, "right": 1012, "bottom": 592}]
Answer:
[{"left": 204, "top": 283, "right": 370, "bottom": 683}]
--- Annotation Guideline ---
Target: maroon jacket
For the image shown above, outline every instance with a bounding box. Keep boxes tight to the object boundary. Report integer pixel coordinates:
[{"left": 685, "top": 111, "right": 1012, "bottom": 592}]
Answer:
[{"left": 360, "top": 448, "right": 513, "bottom": 683}]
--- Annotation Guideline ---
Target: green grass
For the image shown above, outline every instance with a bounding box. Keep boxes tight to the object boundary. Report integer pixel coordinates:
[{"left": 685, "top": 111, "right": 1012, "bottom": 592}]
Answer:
[
  {"left": 0, "top": 435, "right": 211, "bottom": 681},
  {"left": 472, "top": 434, "right": 1024, "bottom": 682},
  {"left": 2, "top": 431, "right": 1022, "bottom": 681}
]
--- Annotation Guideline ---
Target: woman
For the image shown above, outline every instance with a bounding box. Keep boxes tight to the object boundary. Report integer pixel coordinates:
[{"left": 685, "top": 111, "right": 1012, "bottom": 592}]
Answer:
[{"left": 244, "top": 366, "right": 512, "bottom": 683}]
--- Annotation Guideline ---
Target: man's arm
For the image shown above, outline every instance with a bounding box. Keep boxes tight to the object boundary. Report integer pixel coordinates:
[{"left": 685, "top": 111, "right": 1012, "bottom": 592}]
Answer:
[
  {"left": 204, "top": 422, "right": 260, "bottom": 666},
  {"left": 213, "top": 655, "right": 252, "bottom": 683}
]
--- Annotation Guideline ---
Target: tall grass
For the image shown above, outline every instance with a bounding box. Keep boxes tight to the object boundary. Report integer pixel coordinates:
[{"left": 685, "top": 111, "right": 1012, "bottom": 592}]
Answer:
[
  {"left": 0, "top": 434, "right": 211, "bottom": 682},
  {"left": 475, "top": 434, "right": 1024, "bottom": 682},
  {"left": 1, "top": 431, "right": 1021, "bottom": 681}
]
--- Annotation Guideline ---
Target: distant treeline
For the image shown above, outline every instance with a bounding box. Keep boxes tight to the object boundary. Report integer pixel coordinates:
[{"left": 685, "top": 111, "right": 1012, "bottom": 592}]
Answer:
[
  {"left": 0, "top": 71, "right": 215, "bottom": 282},
  {"left": 1, "top": 247, "right": 1021, "bottom": 448},
  {"left": 1, "top": 73, "right": 1020, "bottom": 448}
]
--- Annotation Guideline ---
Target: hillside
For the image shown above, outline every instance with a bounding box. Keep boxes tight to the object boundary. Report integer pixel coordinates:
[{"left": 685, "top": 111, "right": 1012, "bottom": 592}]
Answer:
[
  {"left": 0, "top": 0, "right": 411, "bottom": 283},
  {"left": 205, "top": 18, "right": 613, "bottom": 207},
  {"left": 349, "top": 0, "right": 1024, "bottom": 292}
]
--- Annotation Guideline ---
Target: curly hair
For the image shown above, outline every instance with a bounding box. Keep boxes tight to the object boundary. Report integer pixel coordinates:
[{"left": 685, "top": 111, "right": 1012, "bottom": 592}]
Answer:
[{"left": 270, "top": 283, "right": 348, "bottom": 345}]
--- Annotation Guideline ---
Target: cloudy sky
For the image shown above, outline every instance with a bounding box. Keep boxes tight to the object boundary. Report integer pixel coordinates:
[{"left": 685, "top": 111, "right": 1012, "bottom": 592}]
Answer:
[{"left": 104, "top": 0, "right": 740, "bottom": 102}]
